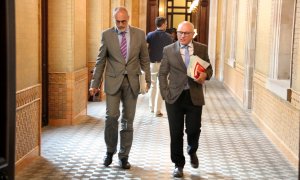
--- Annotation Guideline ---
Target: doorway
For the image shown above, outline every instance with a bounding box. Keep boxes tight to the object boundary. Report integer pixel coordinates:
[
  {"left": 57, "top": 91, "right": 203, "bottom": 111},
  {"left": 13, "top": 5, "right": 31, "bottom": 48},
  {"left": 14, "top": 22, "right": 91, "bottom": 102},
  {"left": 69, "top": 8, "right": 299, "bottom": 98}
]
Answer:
[
  {"left": 147, "top": 0, "right": 210, "bottom": 45},
  {"left": 0, "top": 0, "right": 16, "bottom": 179},
  {"left": 41, "top": 0, "right": 48, "bottom": 127}
]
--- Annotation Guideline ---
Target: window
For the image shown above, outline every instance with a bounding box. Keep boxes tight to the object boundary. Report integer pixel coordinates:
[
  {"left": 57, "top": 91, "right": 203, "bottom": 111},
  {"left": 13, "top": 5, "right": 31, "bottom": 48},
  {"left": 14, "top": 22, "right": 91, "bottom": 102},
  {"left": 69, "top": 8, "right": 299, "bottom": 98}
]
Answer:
[
  {"left": 266, "top": 0, "right": 295, "bottom": 101},
  {"left": 166, "top": 0, "right": 193, "bottom": 29}
]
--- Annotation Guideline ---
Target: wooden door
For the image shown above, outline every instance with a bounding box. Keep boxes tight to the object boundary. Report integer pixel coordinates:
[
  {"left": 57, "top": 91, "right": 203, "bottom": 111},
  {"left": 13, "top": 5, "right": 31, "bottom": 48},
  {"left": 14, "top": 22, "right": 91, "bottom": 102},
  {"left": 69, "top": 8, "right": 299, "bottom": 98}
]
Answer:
[
  {"left": 41, "top": 0, "right": 49, "bottom": 126},
  {"left": 193, "top": 0, "right": 210, "bottom": 45},
  {"left": 147, "top": 0, "right": 159, "bottom": 34}
]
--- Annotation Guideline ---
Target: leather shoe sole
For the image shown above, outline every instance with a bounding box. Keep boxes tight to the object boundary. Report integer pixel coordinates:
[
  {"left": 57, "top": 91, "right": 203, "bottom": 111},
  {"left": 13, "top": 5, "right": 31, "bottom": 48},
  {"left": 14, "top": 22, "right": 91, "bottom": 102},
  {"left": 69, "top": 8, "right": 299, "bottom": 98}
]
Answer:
[
  {"left": 173, "top": 166, "right": 183, "bottom": 177},
  {"left": 190, "top": 153, "right": 199, "bottom": 168},
  {"left": 119, "top": 158, "right": 131, "bottom": 169}
]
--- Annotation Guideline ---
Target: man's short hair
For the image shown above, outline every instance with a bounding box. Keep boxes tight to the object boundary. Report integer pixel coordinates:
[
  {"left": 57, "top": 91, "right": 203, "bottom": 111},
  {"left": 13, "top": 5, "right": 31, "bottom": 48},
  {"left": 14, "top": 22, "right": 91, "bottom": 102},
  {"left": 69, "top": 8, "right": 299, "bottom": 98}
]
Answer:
[
  {"left": 113, "top": 6, "right": 129, "bottom": 18},
  {"left": 155, "top": 17, "right": 167, "bottom": 27}
]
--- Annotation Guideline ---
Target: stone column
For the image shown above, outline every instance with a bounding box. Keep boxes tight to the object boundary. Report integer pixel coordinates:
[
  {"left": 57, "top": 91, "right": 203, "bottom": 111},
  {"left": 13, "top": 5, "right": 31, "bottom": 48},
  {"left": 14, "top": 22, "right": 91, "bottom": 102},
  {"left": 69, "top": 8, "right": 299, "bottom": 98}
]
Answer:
[
  {"left": 87, "top": 0, "right": 110, "bottom": 101},
  {"left": 48, "top": 0, "right": 88, "bottom": 126}
]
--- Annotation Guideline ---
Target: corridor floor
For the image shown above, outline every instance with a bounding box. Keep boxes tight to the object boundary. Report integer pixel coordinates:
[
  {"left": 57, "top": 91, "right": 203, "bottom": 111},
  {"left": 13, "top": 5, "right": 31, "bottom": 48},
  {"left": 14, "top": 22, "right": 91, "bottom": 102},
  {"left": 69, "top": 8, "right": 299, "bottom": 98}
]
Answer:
[{"left": 16, "top": 79, "right": 298, "bottom": 180}]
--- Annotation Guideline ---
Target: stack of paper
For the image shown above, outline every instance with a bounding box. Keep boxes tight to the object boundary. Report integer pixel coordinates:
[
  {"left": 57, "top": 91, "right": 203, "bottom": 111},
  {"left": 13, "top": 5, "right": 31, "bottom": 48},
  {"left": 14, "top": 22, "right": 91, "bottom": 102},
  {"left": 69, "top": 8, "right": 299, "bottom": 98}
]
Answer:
[{"left": 187, "top": 55, "right": 210, "bottom": 79}]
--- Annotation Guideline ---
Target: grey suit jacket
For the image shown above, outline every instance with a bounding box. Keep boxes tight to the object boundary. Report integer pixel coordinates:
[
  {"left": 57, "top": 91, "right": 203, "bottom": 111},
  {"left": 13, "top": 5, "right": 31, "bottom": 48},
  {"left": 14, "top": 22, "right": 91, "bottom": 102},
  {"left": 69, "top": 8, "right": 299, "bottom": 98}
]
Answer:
[
  {"left": 90, "top": 26, "right": 151, "bottom": 96},
  {"left": 158, "top": 41, "right": 213, "bottom": 106}
]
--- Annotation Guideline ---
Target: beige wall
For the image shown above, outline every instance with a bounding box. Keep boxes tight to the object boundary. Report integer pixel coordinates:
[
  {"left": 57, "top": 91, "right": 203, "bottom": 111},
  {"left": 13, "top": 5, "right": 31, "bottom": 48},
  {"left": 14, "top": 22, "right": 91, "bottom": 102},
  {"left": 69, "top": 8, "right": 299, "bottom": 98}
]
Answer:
[
  {"left": 139, "top": 1, "right": 147, "bottom": 32},
  {"left": 224, "top": 0, "right": 232, "bottom": 62},
  {"left": 254, "top": 0, "right": 272, "bottom": 75},
  {"left": 47, "top": 0, "right": 87, "bottom": 72},
  {"left": 235, "top": 0, "right": 247, "bottom": 66},
  {"left": 214, "top": 0, "right": 224, "bottom": 80},
  {"left": 224, "top": 64, "right": 244, "bottom": 104},
  {"left": 48, "top": 0, "right": 74, "bottom": 72},
  {"left": 87, "top": 0, "right": 109, "bottom": 64},
  {"left": 213, "top": 0, "right": 300, "bottom": 168},
  {"left": 293, "top": 3, "right": 300, "bottom": 91},
  {"left": 294, "top": 38, "right": 300, "bottom": 91},
  {"left": 15, "top": 0, "right": 40, "bottom": 91},
  {"left": 74, "top": 0, "right": 87, "bottom": 70},
  {"left": 15, "top": 0, "right": 41, "bottom": 172}
]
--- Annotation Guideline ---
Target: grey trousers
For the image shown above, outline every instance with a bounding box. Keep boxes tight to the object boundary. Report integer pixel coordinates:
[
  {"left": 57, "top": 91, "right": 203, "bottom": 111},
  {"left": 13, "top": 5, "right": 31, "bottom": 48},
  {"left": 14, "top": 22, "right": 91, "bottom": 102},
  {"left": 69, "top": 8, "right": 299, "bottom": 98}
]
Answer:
[{"left": 104, "top": 76, "right": 138, "bottom": 160}]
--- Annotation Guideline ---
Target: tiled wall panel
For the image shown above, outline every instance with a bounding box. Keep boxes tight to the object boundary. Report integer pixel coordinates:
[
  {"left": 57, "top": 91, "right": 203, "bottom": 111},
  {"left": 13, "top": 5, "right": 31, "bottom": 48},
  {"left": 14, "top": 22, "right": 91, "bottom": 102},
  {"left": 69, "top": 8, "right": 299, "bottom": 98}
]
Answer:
[
  {"left": 48, "top": 68, "right": 88, "bottom": 125},
  {"left": 253, "top": 74, "right": 299, "bottom": 167},
  {"left": 16, "top": 85, "right": 41, "bottom": 162}
]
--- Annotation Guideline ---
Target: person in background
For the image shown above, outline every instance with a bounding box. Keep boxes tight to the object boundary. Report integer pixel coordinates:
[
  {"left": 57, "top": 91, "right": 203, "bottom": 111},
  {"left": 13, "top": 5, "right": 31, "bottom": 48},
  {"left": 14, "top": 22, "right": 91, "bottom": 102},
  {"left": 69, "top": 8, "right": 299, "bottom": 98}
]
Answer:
[
  {"left": 146, "top": 16, "right": 173, "bottom": 117},
  {"left": 89, "top": 6, "right": 150, "bottom": 170},
  {"left": 159, "top": 21, "right": 213, "bottom": 177},
  {"left": 166, "top": 27, "right": 178, "bottom": 42}
]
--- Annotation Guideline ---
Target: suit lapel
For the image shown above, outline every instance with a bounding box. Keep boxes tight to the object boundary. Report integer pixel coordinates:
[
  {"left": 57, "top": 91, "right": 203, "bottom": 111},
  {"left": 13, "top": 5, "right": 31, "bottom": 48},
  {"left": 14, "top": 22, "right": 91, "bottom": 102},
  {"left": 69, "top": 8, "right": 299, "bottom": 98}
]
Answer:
[
  {"left": 192, "top": 42, "right": 200, "bottom": 56},
  {"left": 110, "top": 28, "right": 126, "bottom": 64},
  {"left": 127, "top": 27, "right": 134, "bottom": 62}
]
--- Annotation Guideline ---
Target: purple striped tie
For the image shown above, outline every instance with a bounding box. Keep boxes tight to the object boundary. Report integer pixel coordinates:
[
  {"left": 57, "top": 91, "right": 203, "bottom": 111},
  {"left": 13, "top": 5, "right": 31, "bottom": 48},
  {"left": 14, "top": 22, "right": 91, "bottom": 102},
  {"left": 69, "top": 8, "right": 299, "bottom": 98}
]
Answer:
[{"left": 120, "top": 32, "right": 127, "bottom": 60}]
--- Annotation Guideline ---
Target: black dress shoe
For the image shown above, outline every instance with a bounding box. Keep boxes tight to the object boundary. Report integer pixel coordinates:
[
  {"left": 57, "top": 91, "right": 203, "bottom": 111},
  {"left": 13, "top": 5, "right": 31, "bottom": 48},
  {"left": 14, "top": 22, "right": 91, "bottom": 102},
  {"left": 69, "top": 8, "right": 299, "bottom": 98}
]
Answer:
[
  {"left": 190, "top": 153, "right": 199, "bottom": 168},
  {"left": 173, "top": 166, "right": 183, "bottom": 178},
  {"left": 119, "top": 158, "right": 131, "bottom": 169},
  {"left": 103, "top": 152, "right": 113, "bottom": 167}
]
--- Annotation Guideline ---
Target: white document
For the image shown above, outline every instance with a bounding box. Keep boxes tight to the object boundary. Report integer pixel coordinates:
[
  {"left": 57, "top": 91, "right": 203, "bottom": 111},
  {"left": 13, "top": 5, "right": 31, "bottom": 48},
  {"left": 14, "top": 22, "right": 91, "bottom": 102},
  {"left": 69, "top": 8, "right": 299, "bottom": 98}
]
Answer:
[
  {"left": 187, "top": 55, "right": 210, "bottom": 80},
  {"left": 139, "top": 71, "right": 147, "bottom": 94}
]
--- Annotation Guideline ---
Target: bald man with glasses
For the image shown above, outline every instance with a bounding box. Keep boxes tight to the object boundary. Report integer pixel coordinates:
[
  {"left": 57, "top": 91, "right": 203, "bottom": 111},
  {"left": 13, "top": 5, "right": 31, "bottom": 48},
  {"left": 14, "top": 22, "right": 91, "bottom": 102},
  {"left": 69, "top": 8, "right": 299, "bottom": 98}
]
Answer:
[
  {"left": 159, "top": 21, "right": 213, "bottom": 177},
  {"left": 89, "top": 6, "right": 150, "bottom": 170}
]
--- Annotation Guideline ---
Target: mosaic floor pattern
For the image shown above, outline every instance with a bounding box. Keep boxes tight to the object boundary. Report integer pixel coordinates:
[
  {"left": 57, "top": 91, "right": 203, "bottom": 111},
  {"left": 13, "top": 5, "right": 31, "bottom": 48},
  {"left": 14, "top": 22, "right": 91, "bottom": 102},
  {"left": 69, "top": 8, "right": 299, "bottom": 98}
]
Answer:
[{"left": 16, "top": 79, "right": 298, "bottom": 179}]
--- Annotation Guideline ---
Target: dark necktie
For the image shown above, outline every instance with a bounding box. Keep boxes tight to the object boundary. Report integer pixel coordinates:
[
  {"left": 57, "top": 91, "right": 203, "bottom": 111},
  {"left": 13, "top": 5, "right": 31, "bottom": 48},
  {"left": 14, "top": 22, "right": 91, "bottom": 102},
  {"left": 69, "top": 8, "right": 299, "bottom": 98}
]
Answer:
[{"left": 120, "top": 32, "right": 127, "bottom": 60}]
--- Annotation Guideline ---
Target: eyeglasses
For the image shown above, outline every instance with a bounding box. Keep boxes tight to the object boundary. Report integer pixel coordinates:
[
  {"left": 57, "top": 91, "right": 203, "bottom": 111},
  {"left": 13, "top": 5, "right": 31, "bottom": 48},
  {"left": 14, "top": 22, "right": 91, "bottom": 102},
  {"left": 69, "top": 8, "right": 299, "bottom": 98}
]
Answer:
[
  {"left": 177, "top": 31, "right": 194, "bottom": 36},
  {"left": 115, "top": 20, "right": 128, "bottom": 24}
]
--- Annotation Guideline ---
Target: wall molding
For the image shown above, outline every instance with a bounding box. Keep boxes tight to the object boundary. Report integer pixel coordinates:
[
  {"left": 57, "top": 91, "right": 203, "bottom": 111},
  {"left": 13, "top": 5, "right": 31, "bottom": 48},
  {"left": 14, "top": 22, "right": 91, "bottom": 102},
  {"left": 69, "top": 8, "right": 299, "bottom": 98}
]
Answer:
[{"left": 16, "top": 85, "right": 41, "bottom": 173}]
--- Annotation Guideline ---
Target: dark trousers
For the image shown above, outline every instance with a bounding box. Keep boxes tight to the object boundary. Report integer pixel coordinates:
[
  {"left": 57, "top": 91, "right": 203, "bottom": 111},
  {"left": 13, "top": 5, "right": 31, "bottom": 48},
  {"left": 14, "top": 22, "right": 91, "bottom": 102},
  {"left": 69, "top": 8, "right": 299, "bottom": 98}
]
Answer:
[{"left": 165, "top": 90, "right": 202, "bottom": 168}]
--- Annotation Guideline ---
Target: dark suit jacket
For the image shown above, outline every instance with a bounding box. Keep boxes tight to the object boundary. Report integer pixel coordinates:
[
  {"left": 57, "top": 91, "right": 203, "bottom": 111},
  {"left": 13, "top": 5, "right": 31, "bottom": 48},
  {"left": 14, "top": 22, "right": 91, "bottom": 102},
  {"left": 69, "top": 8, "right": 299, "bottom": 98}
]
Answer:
[
  {"left": 159, "top": 41, "right": 213, "bottom": 106},
  {"left": 90, "top": 26, "right": 151, "bottom": 96}
]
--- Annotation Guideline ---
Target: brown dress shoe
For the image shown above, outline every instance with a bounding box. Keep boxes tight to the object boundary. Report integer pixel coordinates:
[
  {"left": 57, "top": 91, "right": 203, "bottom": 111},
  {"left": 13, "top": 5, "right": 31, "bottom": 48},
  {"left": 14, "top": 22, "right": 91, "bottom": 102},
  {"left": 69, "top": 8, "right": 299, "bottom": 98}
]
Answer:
[{"left": 190, "top": 153, "right": 199, "bottom": 168}]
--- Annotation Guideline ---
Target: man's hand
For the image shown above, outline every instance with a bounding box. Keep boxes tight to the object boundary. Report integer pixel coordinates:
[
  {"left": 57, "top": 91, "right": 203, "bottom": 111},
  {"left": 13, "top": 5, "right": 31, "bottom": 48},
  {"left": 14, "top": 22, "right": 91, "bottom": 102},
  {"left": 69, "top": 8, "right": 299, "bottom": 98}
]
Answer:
[
  {"left": 194, "top": 71, "right": 207, "bottom": 84},
  {"left": 89, "top": 87, "right": 99, "bottom": 96},
  {"left": 145, "top": 84, "right": 150, "bottom": 93}
]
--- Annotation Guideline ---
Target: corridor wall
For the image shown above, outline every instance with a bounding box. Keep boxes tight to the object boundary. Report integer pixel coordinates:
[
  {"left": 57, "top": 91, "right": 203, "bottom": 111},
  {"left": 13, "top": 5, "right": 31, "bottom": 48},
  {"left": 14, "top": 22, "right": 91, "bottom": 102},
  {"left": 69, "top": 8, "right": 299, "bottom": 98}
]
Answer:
[
  {"left": 15, "top": 0, "right": 41, "bottom": 172},
  {"left": 211, "top": 0, "right": 300, "bottom": 169}
]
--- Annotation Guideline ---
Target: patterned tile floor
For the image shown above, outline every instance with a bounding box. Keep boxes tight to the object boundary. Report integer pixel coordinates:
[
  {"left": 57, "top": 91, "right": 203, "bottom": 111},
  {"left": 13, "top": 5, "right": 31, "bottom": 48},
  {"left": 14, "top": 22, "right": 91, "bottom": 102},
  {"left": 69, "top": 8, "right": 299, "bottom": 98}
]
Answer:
[{"left": 16, "top": 79, "right": 298, "bottom": 180}]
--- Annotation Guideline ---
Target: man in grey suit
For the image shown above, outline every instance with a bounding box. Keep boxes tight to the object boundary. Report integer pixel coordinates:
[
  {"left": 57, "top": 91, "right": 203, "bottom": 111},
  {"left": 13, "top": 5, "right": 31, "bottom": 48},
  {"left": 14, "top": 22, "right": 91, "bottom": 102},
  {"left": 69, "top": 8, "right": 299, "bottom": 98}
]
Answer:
[
  {"left": 89, "top": 7, "right": 151, "bottom": 170},
  {"left": 159, "top": 21, "right": 213, "bottom": 177}
]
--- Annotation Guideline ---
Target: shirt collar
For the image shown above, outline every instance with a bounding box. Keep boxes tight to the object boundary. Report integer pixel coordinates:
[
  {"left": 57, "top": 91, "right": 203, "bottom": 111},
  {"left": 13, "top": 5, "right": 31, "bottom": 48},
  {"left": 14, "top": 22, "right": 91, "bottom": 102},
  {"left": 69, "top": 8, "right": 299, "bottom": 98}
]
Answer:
[
  {"left": 180, "top": 41, "right": 193, "bottom": 48},
  {"left": 116, "top": 26, "right": 129, "bottom": 35}
]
